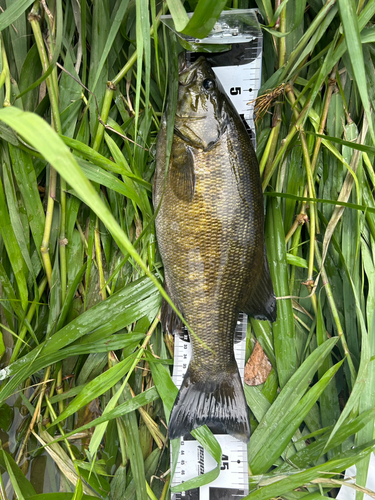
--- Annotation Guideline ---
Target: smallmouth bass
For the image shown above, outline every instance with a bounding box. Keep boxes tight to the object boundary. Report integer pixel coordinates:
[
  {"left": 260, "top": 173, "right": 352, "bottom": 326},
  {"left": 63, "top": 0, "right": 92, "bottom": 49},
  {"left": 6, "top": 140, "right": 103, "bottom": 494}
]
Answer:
[{"left": 153, "top": 56, "right": 276, "bottom": 443}]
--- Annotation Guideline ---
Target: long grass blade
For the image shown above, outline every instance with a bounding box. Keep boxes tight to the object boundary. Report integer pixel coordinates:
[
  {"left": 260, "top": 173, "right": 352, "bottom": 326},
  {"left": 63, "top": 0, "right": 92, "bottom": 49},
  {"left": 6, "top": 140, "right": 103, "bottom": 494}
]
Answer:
[
  {"left": 337, "top": 0, "right": 375, "bottom": 144},
  {"left": 0, "top": 0, "right": 34, "bottom": 32}
]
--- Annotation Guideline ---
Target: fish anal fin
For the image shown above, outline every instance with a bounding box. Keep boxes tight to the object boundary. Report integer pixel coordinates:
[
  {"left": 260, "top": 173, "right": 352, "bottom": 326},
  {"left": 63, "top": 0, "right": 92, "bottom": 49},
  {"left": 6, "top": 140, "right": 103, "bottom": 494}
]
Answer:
[
  {"left": 242, "top": 247, "right": 277, "bottom": 323},
  {"left": 168, "top": 362, "right": 251, "bottom": 443},
  {"left": 160, "top": 276, "right": 184, "bottom": 336},
  {"left": 170, "top": 138, "right": 195, "bottom": 202}
]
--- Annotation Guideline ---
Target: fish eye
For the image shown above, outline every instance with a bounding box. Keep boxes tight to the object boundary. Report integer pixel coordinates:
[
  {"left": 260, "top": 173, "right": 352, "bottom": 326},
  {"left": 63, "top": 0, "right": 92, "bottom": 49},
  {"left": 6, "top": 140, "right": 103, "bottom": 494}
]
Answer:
[{"left": 203, "top": 78, "right": 215, "bottom": 91}]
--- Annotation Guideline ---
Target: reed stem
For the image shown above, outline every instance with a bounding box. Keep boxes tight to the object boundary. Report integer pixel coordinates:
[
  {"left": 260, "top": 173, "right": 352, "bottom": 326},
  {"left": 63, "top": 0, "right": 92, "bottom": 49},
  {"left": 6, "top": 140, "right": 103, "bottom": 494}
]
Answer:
[{"left": 29, "top": 3, "right": 64, "bottom": 294}]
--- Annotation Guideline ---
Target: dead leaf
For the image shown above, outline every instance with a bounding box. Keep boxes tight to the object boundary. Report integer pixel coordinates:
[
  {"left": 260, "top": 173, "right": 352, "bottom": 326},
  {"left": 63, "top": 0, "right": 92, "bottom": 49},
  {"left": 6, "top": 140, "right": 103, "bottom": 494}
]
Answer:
[{"left": 244, "top": 341, "right": 272, "bottom": 386}]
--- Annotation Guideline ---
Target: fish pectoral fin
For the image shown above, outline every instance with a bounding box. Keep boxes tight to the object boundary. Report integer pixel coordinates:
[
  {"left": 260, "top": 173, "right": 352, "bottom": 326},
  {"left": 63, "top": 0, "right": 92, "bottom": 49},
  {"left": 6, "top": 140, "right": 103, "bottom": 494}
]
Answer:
[
  {"left": 242, "top": 246, "right": 277, "bottom": 322},
  {"left": 169, "top": 362, "right": 251, "bottom": 443},
  {"left": 170, "top": 139, "right": 195, "bottom": 202}
]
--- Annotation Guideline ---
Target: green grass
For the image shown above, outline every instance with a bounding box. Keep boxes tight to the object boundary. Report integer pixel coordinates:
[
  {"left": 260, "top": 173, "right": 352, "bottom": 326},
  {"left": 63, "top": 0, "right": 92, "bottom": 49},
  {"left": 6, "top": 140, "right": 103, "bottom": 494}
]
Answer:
[{"left": 0, "top": 0, "right": 374, "bottom": 499}]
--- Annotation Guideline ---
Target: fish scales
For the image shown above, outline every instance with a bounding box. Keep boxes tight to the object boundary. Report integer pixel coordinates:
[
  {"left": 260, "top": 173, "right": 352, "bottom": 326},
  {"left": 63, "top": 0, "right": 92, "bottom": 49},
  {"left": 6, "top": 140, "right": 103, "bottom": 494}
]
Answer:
[{"left": 154, "top": 56, "right": 276, "bottom": 443}]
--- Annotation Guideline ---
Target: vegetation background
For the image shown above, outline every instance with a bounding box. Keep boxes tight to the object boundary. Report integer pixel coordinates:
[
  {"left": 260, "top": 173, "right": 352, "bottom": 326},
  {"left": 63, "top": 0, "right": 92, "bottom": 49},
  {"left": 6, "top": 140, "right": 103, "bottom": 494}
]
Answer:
[{"left": 0, "top": 0, "right": 374, "bottom": 499}]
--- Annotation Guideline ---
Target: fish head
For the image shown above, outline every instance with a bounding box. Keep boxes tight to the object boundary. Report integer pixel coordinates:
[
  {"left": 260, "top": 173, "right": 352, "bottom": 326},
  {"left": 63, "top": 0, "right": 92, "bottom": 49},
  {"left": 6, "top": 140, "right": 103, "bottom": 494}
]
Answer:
[{"left": 175, "top": 56, "right": 229, "bottom": 151}]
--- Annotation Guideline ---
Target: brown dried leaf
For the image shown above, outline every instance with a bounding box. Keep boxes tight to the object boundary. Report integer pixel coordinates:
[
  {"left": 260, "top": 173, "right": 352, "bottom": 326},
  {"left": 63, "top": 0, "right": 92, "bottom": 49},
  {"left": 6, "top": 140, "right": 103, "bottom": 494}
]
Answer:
[{"left": 244, "top": 341, "right": 272, "bottom": 386}]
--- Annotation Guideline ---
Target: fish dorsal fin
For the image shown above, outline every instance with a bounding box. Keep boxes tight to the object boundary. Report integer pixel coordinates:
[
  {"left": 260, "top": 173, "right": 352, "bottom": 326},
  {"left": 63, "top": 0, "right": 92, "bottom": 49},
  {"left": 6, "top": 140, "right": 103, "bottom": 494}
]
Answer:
[
  {"left": 170, "top": 138, "right": 195, "bottom": 202},
  {"left": 242, "top": 247, "right": 277, "bottom": 322}
]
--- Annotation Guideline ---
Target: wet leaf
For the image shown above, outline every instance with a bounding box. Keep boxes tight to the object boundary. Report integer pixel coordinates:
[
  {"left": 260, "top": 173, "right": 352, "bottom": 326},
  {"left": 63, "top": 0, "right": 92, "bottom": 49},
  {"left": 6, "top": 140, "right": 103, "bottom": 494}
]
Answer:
[{"left": 245, "top": 342, "right": 272, "bottom": 386}]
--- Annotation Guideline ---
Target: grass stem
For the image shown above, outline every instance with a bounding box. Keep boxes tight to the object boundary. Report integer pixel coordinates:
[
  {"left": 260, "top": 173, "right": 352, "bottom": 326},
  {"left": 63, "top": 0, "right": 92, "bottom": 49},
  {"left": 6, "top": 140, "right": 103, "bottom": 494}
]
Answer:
[
  {"left": 0, "top": 468, "right": 8, "bottom": 500},
  {"left": 262, "top": 99, "right": 310, "bottom": 189},
  {"left": 159, "top": 475, "right": 171, "bottom": 500},
  {"left": 10, "top": 277, "right": 48, "bottom": 364},
  {"left": 285, "top": 85, "right": 316, "bottom": 282},
  {"left": 0, "top": 36, "right": 11, "bottom": 107},
  {"left": 45, "top": 397, "right": 77, "bottom": 464},
  {"left": 310, "top": 66, "right": 338, "bottom": 175},
  {"left": 279, "top": 2, "right": 287, "bottom": 69},
  {"left": 40, "top": 167, "right": 56, "bottom": 288},
  {"left": 16, "top": 365, "right": 51, "bottom": 465},
  {"left": 29, "top": 4, "right": 65, "bottom": 296},
  {"left": 286, "top": 202, "right": 307, "bottom": 294},
  {"left": 146, "top": 481, "right": 158, "bottom": 500},
  {"left": 262, "top": 106, "right": 282, "bottom": 182},
  {"left": 129, "top": 385, "right": 165, "bottom": 448},
  {"left": 28, "top": 7, "right": 61, "bottom": 132},
  {"left": 56, "top": 364, "right": 64, "bottom": 415},
  {"left": 261, "top": 0, "right": 287, "bottom": 185},
  {"left": 95, "top": 216, "right": 107, "bottom": 301}
]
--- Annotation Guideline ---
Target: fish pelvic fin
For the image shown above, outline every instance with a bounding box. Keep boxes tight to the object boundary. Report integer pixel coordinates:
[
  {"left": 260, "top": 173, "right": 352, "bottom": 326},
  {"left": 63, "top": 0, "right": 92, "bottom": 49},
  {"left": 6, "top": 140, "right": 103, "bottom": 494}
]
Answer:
[
  {"left": 168, "top": 363, "right": 251, "bottom": 443},
  {"left": 242, "top": 246, "right": 277, "bottom": 323}
]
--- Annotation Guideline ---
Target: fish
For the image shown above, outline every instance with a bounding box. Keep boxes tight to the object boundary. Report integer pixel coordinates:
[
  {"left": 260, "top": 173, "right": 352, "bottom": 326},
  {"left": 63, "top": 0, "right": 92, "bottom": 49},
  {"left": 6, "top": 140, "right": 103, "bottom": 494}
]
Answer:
[{"left": 153, "top": 56, "right": 276, "bottom": 443}]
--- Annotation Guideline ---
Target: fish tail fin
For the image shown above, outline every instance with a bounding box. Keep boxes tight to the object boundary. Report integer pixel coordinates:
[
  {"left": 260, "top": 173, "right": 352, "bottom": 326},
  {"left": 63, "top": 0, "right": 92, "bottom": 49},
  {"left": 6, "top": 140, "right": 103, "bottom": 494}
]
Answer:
[{"left": 169, "top": 363, "right": 250, "bottom": 443}]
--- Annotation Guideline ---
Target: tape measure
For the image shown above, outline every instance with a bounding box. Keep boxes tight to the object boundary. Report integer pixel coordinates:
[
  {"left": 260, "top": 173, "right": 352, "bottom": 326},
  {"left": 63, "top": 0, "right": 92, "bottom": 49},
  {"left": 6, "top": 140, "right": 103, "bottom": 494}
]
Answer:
[
  {"left": 162, "top": 9, "right": 263, "bottom": 143},
  {"left": 160, "top": 9, "right": 263, "bottom": 498}
]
